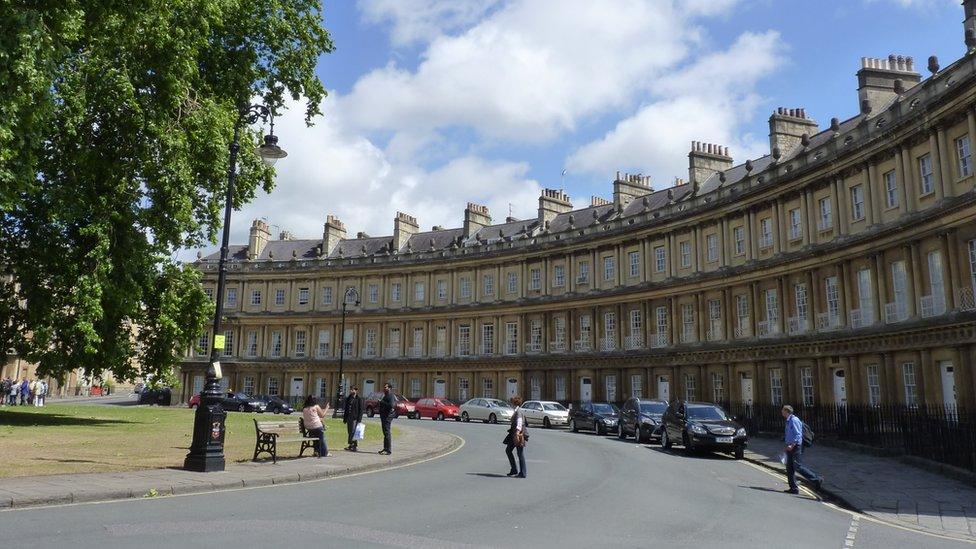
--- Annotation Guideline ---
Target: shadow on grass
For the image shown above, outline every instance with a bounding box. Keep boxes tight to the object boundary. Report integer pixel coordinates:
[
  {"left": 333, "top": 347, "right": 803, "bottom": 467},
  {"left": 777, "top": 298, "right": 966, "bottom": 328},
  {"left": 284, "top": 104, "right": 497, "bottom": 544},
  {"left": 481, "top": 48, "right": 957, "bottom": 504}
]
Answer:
[{"left": 0, "top": 410, "right": 134, "bottom": 427}]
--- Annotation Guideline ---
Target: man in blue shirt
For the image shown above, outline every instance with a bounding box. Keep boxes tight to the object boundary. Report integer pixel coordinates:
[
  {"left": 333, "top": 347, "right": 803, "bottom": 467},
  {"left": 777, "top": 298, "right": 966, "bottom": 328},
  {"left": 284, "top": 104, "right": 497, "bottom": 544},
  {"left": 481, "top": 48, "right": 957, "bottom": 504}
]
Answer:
[{"left": 782, "top": 405, "right": 823, "bottom": 494}]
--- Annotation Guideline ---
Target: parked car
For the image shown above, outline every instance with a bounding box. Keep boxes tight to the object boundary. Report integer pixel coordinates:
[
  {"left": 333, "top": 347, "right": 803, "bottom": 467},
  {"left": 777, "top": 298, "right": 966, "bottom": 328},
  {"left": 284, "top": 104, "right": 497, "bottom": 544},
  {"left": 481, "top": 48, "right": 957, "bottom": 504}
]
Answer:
[
  {"left": 254, "top": 394, "right": 294, "bottom": 414},
  {"left": 364, "top": 392, "right": 418, "bottom": 418},
  {"left": 459, "top": 398, "right": 515, "bottom": 424},
  {"left": 569, "top": 402, "right": 619, "bottom": 435},
  {"left": 138, "top": 386, "right": 172, "bottom": 406},
  {"left": 618, "top": 398, "right": 668, "bottom": 442},
  {"left": 660, "top": 400, "right": 747, "bottom": 459},
  {"left": 218, "top": 392, "right": 267, "bottom": 413},
  {"left": 519, "top": 400, "right": 570, "bottom": 429},
  {"left": 415, "top": 397, "right": 461, "bottom": 420}
]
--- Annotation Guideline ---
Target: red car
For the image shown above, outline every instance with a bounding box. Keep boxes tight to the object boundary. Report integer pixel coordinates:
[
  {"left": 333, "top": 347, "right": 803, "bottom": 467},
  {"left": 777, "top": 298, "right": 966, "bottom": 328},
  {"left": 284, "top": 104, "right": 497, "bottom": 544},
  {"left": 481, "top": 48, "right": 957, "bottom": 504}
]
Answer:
[
  {"left": 364, "top": 392, "right": 418, "bottom": 419},
  {"left": 415, "top": 397, "right": 461, "bottom": 421}
]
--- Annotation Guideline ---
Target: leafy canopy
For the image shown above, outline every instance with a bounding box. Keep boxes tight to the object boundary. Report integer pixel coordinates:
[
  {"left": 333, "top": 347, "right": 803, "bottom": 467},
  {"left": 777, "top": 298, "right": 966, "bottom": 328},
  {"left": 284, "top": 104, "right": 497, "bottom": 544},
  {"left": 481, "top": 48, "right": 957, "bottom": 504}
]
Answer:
[{"left": 0, "top": 0, "right": 333, "bottom": 384}]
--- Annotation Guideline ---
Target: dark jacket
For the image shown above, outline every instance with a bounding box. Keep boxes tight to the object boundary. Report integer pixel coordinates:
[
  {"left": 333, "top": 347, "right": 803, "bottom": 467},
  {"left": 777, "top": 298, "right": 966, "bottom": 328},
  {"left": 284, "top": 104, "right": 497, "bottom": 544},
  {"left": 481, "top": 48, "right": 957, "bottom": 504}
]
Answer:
[
  {"left": 505, "top": 409, "right": 529, "bottom": 445},
  {"left": 343, "top": 394, "right": 363, "bottom": 424},
  {"left": 379, "top": 391, "right": 397, "bottom": 419}
]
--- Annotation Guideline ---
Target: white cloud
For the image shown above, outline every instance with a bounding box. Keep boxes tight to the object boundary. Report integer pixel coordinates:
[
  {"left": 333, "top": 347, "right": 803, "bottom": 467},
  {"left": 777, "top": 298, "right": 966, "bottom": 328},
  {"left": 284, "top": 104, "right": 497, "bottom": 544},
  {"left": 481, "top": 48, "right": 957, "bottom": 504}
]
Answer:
[
  {"left": 568, "top": 30, "right": 784, "bottom": 182},
  {"left": 864, "top": 0, "right": 957, "bottom": 8},
  {"left": 359, "top": 0, "right": 501, "bottom": 47},
  {"left": 220, "top": 97, "right": 541, "bottom": 251},
  {"left": 342, "top": 0, "right": 743, "bottom": 143}
]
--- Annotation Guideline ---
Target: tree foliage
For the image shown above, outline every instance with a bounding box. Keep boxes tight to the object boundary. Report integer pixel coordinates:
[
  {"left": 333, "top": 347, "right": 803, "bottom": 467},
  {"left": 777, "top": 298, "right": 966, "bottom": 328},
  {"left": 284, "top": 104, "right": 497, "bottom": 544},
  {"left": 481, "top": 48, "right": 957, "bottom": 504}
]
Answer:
[{"left": 0, "top": 0, "right": 333, "bottom": 384}]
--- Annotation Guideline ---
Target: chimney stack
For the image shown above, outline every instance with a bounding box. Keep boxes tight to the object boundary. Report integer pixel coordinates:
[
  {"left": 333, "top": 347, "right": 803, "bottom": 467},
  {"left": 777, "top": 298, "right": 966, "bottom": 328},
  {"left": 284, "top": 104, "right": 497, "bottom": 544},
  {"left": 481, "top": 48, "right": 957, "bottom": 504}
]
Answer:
[
  {"left": 322, "top": 215, "right": 346, "bottom": 255},
  {"left": 768, "top": 108, "right": 819, "bottom": 159},
  {"left": 278, "top": 231, "right": 293, "bottom": 241},
  {"left": 590, "top": 196, "right": 611, "bottom": 207},
  {"left": 393, "top": 211, "right": 419, "bottom": 251},
  {"left": 612, "top": 172, "right": 652, "bottom": 210},
  {"left": 688, "top": 141, "right": 733, "bottom": 186},
  {"left": 247, "top": 219, "right": 271, "bottom": 260},
  {"left": 538, "top": 189, "right": 573, "bottom": 225},
  {"left": 856, "top": 55, "right": 920, "bottom": 115},
  {"left": 463, "top": 202, "right": 491, "bottom": 237},
  {"left": 965, "top": 0, "right": 976, "bottom": 51}
]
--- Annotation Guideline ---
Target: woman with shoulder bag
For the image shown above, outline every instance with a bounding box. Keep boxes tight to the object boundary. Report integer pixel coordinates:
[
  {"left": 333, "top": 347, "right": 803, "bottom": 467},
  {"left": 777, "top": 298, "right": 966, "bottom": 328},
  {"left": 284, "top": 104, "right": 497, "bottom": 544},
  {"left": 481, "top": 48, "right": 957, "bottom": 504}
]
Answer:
[{"left": 504, "top": 396, "right": 528, "bottom": 478}]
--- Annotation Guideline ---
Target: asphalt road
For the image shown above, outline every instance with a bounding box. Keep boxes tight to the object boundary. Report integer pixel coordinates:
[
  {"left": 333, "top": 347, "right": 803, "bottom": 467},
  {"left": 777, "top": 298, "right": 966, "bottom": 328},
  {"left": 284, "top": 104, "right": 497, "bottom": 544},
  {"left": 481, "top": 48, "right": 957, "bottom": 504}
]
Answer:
[{"left": 1, "top": 419, "right": 970, "bottom": 548}]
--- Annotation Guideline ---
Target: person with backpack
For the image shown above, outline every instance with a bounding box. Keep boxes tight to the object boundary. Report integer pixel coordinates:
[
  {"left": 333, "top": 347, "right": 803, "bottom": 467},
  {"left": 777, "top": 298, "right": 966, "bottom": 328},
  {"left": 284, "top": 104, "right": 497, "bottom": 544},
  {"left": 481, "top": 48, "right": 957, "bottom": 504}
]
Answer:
[{"left": 781, "top": 405, "right": 823, "bottom": 494}]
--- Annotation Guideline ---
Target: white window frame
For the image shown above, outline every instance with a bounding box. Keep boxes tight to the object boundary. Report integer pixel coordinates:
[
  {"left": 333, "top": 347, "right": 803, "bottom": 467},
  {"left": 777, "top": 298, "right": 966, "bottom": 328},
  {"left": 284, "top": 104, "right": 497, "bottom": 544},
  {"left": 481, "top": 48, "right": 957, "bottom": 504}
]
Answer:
[
  {"left": 883, "top": 170, "right": 898, "bottom": 208},
  {"left": 294, "top": 329, "right": 307, "bottom": 357},
  {"left": 818, "top": 197, "right": 833, "bottom": 230},
  {"left": 553, "top": 265, "right": 565, "bottom": 287},
  {"left": 680, "top": 241, "right": 691, "bottom": 267},
  {"left": 482, "top": 377, "right": 493, "bottom": 399},
  {"left": 706, "top": 234, "right": 718, "bottom": 263},
  {"left": 902, "top": 362, "right": 918, "bottom": 406},
  {"left": 578, "top": 261, "right": 590, "bottom": 283},
  {"left": 770, "top": 368, "right": 783, "bottom": 406},
  {"left": 225, "top": 287, "right": 237, "bottom": 307},
  {"left": 246, "top": 331, "right": 258, "bottom": 358},
  {"left": 711, "top": 373, "right": 724, "bottom": 403},
  {"left": 788, "top": 208, "right": 802, "bottom": 240},
  {"left": 734, "top": 226, "right": 746, "bottom": 255},
  {"left": 220, "top": 329, "right": 233, "bottom": 357},
  {"left": 437, "top": 280, "right": 448, "bottom": 300},
  {"left": 630, "top": 374, "right": 643, "bottom": 399},
  {"left": 825, "top": 276, "right": 840, "bottom": 321},
  {"left": 459, "top": 277, "right": 472, "bottom": 299},
  {"left": 507, "top": 272, "right": 518, "bottom": 294},
  {"left": 801, "top": 367, "right": 814, "bottom": 407},
  {"left": 684, "top": 374, "right": 696, "bottom": 401},
  {"left": 457, "top": 325, "right": 471, "bottom": 356},
  {"left": 414, "top": 281, "right": 425, "bottom": 302},
  {"left": 250, "top": 289, "right": 262, "bottom": 306},
  {"left": 298, "top": 287, "right": 309, "bottom": 306},
  {"left": 794, "top": 283, "right": 808, "bottom": 320},
  {"left": 267, "top": 377, "right": 279, "bottom": 396},
  {"left": 628, "top": 251, "right": 640, "bottom": 277},
  {"left": 321, "top": 286, "right": 333, "bottom": 305},
  {"left": 483, "top": 274, "right": 494, "bottom": 296},
  {"left": 957, "top": 135, "right": 972, "bottom": 178},
  {"left": 274, "top": 288, "right": 286, "bottom": 306},
  {"left": 367, "top": 284, "right": 378, "bottom": 304},
  {"left": 243, "top": 376, "right": 255, "bottom": 397},
  {"left": 603, "top": 256, "right": 615, "bottom": 281},
  {"left": 505, "top": 322, "right": 518, "bottom": 355},
  {"left": 681, "top": 303, "right": 694, "bottom": 342},
  {"left": 851, "top": 185, "right": 865, "bottom": 221},
  {"left": 391, "top": 282, "right": 401, "bottom": 303},
  {"left": 866, "top": 364, "right": 881, "bottom": 406},
  {"left": 919, "top": 154, "right": 934, "bottom": 195},
  {"left": 759, "top": 218, "right": 773, "bottom": 249},
  {"left": 482, "top": 323, "right": 494, "bottom": 356},
  {"left": 317, "top": 329, "right": 331, "bottom": 358},
  {"left": 529, "top": 269, "right": 541, "bottom": 291},
  {"left": 654, "top": 246, "right": 666, "bottom": 272},
  {"left": 270, "top": 331, "right": 282, "bottom": 358}
]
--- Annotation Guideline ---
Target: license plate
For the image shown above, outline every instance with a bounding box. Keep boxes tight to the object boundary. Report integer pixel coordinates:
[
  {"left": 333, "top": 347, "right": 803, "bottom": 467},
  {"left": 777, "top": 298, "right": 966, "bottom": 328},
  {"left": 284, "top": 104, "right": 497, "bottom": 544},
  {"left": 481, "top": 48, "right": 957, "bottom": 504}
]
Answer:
[{"left": 716, "top": 436, "right": 733, "bottom": 444}]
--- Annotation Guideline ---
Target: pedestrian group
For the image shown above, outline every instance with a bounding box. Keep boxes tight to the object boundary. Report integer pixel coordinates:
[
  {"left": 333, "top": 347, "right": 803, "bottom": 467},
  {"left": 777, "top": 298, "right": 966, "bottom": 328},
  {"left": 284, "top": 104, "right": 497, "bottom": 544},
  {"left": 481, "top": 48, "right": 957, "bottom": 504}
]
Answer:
[{"left": 1, "top": 377, "right": 47, "bottom": 406}]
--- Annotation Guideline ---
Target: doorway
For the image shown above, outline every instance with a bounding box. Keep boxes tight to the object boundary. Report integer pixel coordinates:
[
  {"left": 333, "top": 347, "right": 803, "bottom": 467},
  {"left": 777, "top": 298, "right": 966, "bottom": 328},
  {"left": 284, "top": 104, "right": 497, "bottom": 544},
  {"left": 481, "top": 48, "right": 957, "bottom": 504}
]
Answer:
[
  {"left": 434, "top": 379, "right": 446, "bottom": 398},
  {"left": 657, "top": 376, "right": 670, "bottom": 402},
  {"left": 580, "top": 377, "right": 592, "bottom": 402},
  {"left": 940, "top": 361, "right": 956, "bottom": 408},
  {"left": 832, "top": 369, "right": 847, "bottom": 406},
  {"left": 740, "top": 373, "right": 753, "bottom": 405}
]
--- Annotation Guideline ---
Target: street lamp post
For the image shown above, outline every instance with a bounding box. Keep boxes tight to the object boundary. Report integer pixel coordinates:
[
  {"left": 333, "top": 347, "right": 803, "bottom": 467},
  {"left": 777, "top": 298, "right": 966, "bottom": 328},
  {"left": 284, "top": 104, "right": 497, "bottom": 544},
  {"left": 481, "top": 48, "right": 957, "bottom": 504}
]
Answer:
[
  {"left": 333, "top": 287, "right": 360, "bottom": 418},
  {"left": 184, "top": 104, "right": 287, "bottom": 473}
]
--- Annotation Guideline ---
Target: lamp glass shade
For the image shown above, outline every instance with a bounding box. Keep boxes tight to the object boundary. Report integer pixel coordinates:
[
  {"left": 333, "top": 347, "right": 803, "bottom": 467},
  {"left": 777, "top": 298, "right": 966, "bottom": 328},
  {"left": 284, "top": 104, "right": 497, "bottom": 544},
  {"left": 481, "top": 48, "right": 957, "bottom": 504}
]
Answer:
[{"left": 256, "top": 134, "right": 287, "bottom": 167}]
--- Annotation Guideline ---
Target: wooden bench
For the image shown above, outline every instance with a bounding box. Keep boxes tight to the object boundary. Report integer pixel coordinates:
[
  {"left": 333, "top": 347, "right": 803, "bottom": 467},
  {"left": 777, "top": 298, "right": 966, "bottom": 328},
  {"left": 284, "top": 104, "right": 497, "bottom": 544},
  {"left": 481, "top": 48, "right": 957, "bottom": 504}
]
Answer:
[{"left": 252, "top": 418, "right": 319, "bottom": 463}]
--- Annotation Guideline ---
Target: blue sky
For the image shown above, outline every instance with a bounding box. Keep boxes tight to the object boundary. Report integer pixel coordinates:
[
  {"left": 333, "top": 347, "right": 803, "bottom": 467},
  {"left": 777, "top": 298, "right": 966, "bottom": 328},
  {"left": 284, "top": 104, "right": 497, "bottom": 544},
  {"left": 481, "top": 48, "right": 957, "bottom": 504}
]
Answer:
[{"left": 220, "top": 0, "right": 966, "bottom": 250}]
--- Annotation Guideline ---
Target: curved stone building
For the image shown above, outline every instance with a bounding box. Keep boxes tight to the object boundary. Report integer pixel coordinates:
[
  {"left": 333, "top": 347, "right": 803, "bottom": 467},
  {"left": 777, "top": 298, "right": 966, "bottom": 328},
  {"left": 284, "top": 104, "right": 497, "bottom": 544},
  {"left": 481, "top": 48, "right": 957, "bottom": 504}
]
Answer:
[{"left": 181, "top": 8, "right": 976, "bottom": 410}]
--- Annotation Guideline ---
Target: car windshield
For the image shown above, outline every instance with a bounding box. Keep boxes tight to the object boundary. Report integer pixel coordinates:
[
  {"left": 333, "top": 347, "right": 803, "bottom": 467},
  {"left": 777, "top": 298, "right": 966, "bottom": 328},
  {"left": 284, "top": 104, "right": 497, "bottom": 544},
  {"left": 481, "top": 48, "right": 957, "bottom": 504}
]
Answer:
[
  {"left": 687, "top": 405, "right": 729, "bottom": 421},
  {"left": 639, "top": 402, "right": 667, "bottom": 414},
  {"left": 487, "top": 399, "right": 512, "bottom": 408},
  {"left": 542, "top": 403, "right": 567, "bottom": 411},
  {"left": 592, "top": 404, "right": 617, "bottom": 414}
]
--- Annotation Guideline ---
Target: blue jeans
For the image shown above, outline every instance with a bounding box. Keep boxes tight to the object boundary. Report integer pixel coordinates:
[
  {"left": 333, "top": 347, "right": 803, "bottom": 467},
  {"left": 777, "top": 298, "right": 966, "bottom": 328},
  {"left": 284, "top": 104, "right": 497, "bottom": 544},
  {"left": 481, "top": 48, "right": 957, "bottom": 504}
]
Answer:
[
  {"left": 506, "top": 443, "right": 526, "bottom": 477},
  {"left": 786, "top": 446, "right": 820, "bottom": 490},
  {"left": 308, "top": 428, "right": 327, "bottom": 457}
]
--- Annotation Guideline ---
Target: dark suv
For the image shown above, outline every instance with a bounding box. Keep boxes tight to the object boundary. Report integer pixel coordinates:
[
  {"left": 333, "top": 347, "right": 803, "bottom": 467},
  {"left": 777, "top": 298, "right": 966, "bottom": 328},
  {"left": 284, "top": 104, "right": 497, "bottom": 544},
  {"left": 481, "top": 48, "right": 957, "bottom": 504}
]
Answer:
[
  {"left": 660, "top": 400, "right": 747, "bottom": 459},
  {"left": 569, "top": 402, "right": 619, "bottom": 435},
  {"left": 617, "top": 398, "right": 668, "bottom": 443}
]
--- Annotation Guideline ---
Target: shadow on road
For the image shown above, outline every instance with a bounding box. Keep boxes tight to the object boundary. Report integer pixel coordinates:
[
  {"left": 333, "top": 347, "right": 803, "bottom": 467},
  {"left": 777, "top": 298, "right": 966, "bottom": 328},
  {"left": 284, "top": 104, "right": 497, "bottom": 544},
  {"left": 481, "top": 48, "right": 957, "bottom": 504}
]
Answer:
[
  {"left": 465, "top": 472, "right": 512, "bottom": 478},
  {"left": 647, "top": 446, "right": 736, "bottom": 461}
]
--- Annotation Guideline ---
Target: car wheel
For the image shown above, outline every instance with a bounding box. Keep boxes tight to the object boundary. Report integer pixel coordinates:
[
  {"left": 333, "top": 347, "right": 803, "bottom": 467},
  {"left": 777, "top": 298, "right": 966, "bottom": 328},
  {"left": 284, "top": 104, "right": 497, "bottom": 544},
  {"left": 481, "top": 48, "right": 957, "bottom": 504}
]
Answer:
[
  {"left": 273, "top": 408, "right": 281, "bottom": 414},
  {"left": 437, "top": 412, "right": 445, "bottom": 421},
  {"left": 455, "top": 416, "right": 461, "bottom": 421},
  {"left": 662, "top": 429, "right": 672, "bottom": 449},
  {"left": 543, "top": 417, "right": 551, "bottom": 429},
  {"left": 489, "top": 413, "right": 497, "bottom": 424},
  {"left": 238, "top": 404, "right": 245, "bottom": 412},
  {"left": 570, "top": 419, "right": 578, "bottom": 432},
  {"left": 596, "top": 422, "right": 605, "bottom": 436},
  {"left": 461, "top": 411, "right": 470, "bottom": 422},
  {"left": 367, "top": 407, "right": 374, "bottom": 418},
  {"left": 636, "top": 427, "right": 645, "bottom": 444},
  {"left": 683, "top": 433, "right": 694, "bottom": 455},
  {"left": 734, "top": 446, "right": 744, "bottom": 460}
]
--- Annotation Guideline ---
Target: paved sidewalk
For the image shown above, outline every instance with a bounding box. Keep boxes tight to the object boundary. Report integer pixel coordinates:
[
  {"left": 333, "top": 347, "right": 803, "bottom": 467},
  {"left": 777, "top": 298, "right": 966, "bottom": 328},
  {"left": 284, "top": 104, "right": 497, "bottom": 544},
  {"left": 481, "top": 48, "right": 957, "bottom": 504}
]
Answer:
[
  {"left": 0, "top": 422, "right": 460, "bottom": 510},
  {"left": 744, "top": 437, "right": 976, "bottom": 541}
]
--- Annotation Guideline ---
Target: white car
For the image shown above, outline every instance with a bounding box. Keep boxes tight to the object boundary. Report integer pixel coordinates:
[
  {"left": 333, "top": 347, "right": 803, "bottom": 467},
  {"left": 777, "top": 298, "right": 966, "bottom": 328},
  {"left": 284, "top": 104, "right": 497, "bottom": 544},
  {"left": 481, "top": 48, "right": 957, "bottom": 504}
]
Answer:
[
  {"left": 520, "top": 400, "right": 570, "bottom": 428},
  {"left": 459, "top": 398, "right": 515, "bottom": 424}
]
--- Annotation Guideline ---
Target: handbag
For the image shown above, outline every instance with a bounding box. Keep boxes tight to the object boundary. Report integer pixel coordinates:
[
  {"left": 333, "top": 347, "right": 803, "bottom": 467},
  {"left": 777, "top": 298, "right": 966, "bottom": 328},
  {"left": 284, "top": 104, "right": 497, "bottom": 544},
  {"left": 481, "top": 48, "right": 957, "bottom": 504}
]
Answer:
[
  {"left": 353, "top": 422, "right": 366, "bottom": 441},
  {"left": 513, "top": 431, "right": 526, "bottom": 448}
]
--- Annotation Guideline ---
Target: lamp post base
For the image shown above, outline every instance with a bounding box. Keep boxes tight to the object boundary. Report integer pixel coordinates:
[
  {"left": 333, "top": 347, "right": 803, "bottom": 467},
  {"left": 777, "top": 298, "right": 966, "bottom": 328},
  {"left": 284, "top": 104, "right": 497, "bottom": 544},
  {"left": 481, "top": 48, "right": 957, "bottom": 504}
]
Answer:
[{"left": 183, "top": 380, "right": 227, "bottom": 472}]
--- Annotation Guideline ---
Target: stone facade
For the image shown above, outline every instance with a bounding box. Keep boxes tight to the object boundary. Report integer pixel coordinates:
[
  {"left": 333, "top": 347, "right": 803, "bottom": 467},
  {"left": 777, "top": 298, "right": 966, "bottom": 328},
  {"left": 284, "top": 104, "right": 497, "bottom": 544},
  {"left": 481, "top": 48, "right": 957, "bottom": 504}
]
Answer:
[{"left": 182, "top": 11, "right": 976, "bottom": 410}]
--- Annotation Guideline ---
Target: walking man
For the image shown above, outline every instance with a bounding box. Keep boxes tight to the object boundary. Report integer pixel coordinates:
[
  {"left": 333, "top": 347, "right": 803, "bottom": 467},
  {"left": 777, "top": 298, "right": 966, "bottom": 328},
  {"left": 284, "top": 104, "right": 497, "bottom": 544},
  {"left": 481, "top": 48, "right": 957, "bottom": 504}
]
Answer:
[
  {"left": 343, "top": 386, "right": 363, "bottom": 452},
  {"left": 378, "top": 383, "right": 396, "bottom": 455},
  {"left": 19, "top": 378, "right": 29, "bottom": 406},
  {"left": 782, "top": 405, "right": 823, "bottom": 494}
]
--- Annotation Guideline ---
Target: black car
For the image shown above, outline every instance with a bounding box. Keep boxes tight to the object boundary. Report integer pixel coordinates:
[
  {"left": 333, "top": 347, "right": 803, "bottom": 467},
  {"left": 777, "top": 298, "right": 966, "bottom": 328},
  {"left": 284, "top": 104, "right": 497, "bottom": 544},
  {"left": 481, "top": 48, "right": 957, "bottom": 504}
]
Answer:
[
  {"left": 255, "top": 394, "right": 294, "bottom": 414},
  {"left": 219, "top": 392, "right": 267, "bottom": 413},
  {"left": 569, "top": 402, "right": 619, "bottom": 435},
  {"left": 660, "top": 400, "right": 747, "bottom": 459},
  {"left": 617, "top": 398, "right": 667, "bottom": 442},
  {"left": 138, "top": 386, "right": 172, "bottom": 406}
]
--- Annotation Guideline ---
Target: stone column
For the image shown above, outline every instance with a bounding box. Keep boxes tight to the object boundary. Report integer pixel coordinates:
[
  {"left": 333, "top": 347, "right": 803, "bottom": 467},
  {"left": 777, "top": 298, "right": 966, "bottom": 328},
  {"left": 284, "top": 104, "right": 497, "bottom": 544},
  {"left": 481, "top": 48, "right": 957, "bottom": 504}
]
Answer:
[
  {"left": 840, "top": 261, "right": 852, "bottom": 327},
  {"left": 696, "top": 292, "right": 706, "bottom": 342},
  {"left": 720, "top": 217, "right": 730, "bottom": 266},
  {"left": 874, "top": 253, "right": 888, "bottom": 324},
  {"left": 801, "top": 190, "right": 811, "bottom": 245},
  {"left": 937, "top": 126, "right": 952, "bottom": 199},
  {"left": 667, "top": 233, "right": 676, "bottom": 278},
  {"left": 724, "top": 287, "right": 734, "bottom": 340},
  {"left": 836, "top": 178, "right": 850, "bottom": 234},
  {"left": 772, "top": 200, "right": 782, "bottom": 254},
  {"left": 747, "top": 209, "right": 758, "bottom": 260},
  {"left": 866, "top": 162, "right": 879, "bottom": 225},
  {"left": 895, "top": 147, "right": 909, "bottom": 214},
  {"left": 669, "top": 297, "right": 679, "bottom": 346},
  {"left": 751, "top": 282, "right": 761, "bottom": 337},
  {"left": 930, "top": 131, "right": 945, "bottom": 202},
  {"left": 805, "top": 270, "right": 816, "bottom": 330},
  {"left": 944, "top": 230, "right": 962, "bottom": 310},
  {"left": 776, "top": 276, "right": 786, "bottom": 333},
  {"left": 906, "top": 242, "right": 921, "bottom": 318}
]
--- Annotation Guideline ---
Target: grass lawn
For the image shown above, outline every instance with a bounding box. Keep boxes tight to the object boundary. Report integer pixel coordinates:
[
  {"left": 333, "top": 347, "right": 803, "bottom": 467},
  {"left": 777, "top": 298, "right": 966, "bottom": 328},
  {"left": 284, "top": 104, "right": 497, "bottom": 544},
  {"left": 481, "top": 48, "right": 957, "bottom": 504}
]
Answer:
[{"left": 0, "top": 404, "right": 389, "bottom": 478}]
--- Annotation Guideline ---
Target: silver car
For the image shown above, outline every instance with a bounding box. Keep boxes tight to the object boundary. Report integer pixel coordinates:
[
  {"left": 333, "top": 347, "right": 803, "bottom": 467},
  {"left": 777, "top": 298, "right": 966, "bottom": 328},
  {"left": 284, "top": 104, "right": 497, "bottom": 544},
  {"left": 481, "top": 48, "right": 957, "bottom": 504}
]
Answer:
[
  {"left": 520, "top": 400, "right": 570, "bottom": 428},
  {"left": 459, "top": 398, "right": 515, "bottom": 424}
]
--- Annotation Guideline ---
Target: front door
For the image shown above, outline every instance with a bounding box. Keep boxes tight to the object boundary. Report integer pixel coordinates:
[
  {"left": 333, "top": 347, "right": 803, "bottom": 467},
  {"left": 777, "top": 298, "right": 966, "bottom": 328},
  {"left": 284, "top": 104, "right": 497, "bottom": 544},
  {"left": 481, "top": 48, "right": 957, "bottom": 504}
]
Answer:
[
  {"left": 290, "top": 377, "right": 304, "bottom": 401},
  {"left": 363, "top": 379, "right": 375, "bottom": 397},
  {"left": 940, "top": 361, "right": 956, "bottom": 408},
  {"left": 506, "top": 378, "right": 518, "bottom": 400},
  {"left": 580, "top": 377, "right": 592, "bottom": 402},
  {"left": 740, "top": 373, "right": 753, "bottom": 405},
  {"left": 657, "top": 376, "right": 670, "bottom": 402},
  {"left": 832, "top": 369, "right": 847, "bottom": 406},
  {"left": 434, "top": 379, "right": 446, "bottom": 398}
]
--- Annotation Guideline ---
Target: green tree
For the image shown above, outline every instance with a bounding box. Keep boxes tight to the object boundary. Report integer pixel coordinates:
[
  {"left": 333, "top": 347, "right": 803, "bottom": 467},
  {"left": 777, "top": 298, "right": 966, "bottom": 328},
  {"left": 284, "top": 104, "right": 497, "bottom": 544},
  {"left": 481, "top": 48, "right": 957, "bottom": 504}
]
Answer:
[{"left": 0, "top": 1, "right": 333, "bottom": 384}]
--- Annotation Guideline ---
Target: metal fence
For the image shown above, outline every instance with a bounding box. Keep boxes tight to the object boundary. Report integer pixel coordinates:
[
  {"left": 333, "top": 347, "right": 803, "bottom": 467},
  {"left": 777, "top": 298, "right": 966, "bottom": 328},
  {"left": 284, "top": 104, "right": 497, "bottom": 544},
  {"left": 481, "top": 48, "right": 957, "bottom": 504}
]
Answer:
[{"left": 716, "top": 401, "right": 976, "bottom": 474}]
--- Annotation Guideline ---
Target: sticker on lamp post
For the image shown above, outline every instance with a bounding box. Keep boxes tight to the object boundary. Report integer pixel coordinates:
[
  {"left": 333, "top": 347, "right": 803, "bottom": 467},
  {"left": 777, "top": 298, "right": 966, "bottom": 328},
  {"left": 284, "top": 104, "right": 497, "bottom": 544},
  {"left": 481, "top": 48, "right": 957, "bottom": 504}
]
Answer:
[
  {"left": 212, "top": 362, "right": 222, "bottom": 379},
  {"left": 214, "top": 335, "right": 225, "bottom": 350}
]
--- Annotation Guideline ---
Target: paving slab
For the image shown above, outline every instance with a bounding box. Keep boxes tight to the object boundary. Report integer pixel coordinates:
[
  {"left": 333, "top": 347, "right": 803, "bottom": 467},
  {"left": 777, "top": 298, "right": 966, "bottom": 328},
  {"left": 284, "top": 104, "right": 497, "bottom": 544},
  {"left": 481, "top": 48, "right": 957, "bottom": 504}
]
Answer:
[
  {"left": 0, "top": 422, "right": 459, "bottom": 510},
  {"left": 744, "top": 436, "right": 976, "bottom": 542}
]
